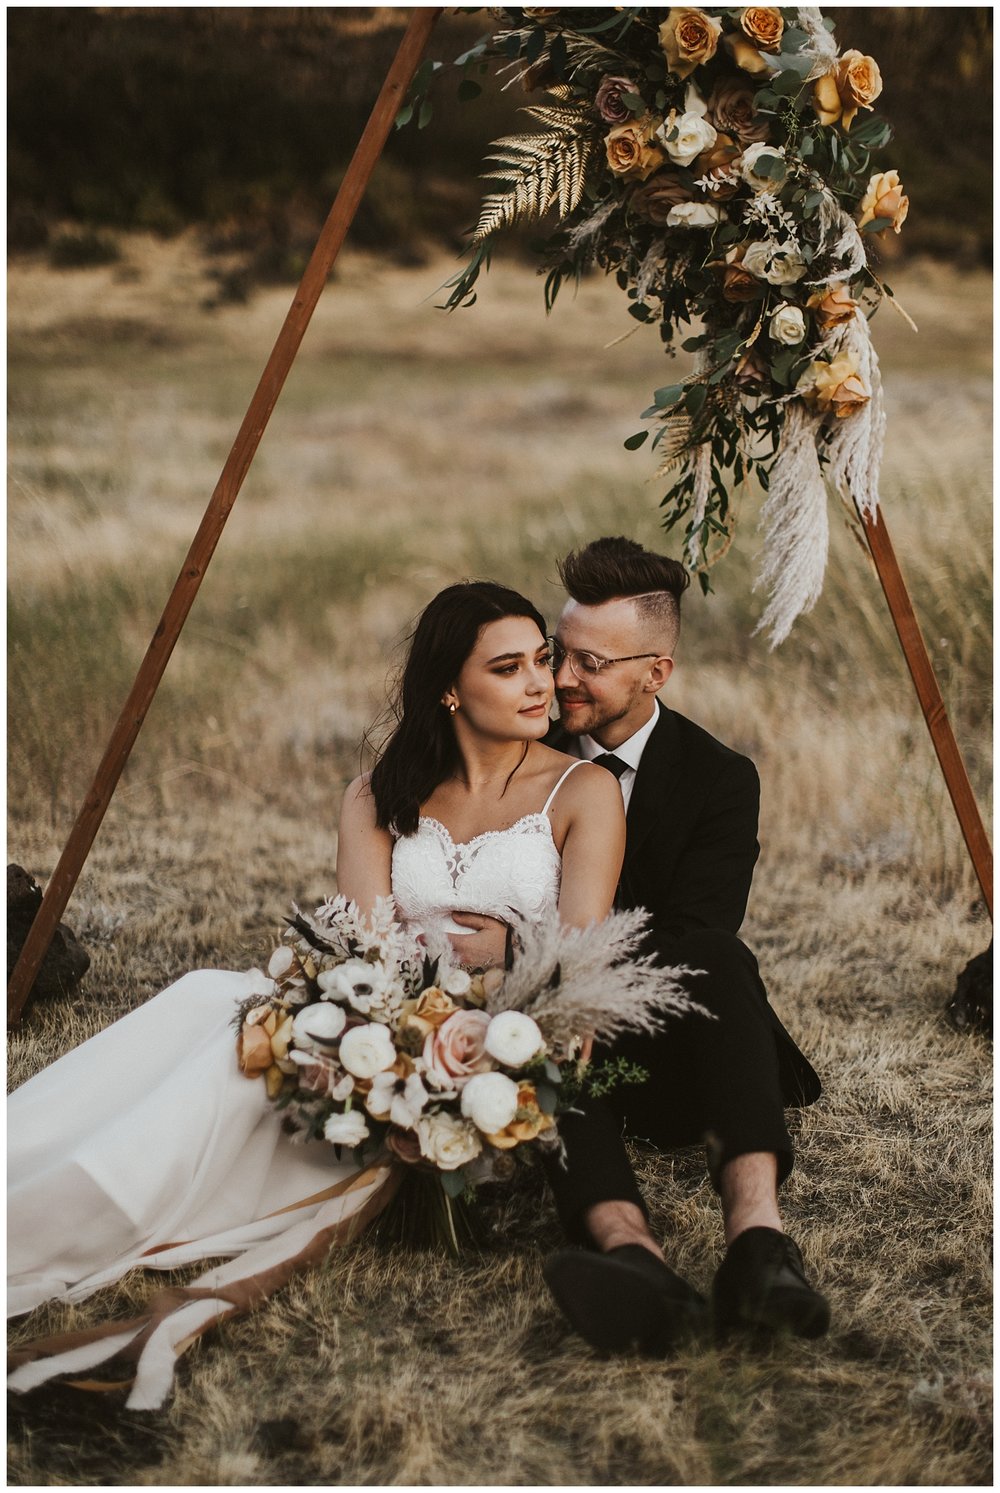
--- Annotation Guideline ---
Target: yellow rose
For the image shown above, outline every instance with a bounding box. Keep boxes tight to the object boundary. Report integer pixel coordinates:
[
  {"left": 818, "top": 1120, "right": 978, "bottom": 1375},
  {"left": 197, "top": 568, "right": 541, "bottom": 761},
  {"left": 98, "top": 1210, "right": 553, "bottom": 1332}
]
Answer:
[
  {"left": 813, "top": 50, "right": 882, "bottom": 130},
  {"left": 605, "top": 116, "right": 666, "bottom": 181},
  {"left": 740, "top": 6, "right": 783, "bottom": 52},
  {"left": 799, "top": 354, "right": 870, "bottom": 419},
  {"left": 485, "top": 1083, "right": 556, "bottom": 1150},
  {"left": 658, "top": 8, "right": 722, "bottom": 80},
  {"left": 857, "top": 169, "right": 909, "bottom": 234},
  {"left": 807, "top": 284, "right": 860, "bottom": 328},
  {"left": 723, "top": 31, "right": 774, "bottom": 77}
]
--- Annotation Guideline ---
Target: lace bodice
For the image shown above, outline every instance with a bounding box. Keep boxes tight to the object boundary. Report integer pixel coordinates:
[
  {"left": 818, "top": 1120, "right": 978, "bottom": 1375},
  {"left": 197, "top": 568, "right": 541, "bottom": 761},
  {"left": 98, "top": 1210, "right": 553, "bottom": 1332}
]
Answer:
[{"left": 390, "top": 761, "right": 585, "bottom": 935}]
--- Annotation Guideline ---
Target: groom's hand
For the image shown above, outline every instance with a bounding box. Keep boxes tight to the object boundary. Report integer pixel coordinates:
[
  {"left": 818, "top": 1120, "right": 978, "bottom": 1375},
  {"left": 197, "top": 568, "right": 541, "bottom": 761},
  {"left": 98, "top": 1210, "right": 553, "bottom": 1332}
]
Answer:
[{"left": 448, "top": 911, "right": 509, "bottom": 970}]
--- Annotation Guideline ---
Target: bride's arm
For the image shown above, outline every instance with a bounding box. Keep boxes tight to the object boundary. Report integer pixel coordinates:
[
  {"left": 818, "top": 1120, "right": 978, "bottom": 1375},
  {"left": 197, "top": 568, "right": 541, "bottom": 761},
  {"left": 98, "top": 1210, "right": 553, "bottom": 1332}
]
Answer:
[
  {"left": 556, "top": 764, "right": 626, "bottom": 928},
  {"left": 336, "top": 775, "right": 394, "bottom": 913}
]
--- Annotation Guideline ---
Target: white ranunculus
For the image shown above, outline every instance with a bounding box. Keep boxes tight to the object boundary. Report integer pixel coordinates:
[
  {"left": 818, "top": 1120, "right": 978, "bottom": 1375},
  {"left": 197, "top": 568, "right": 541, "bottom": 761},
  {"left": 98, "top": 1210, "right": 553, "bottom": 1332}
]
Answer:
[
  {"left": 324, "top": 958, "right": 395, "bottom": 1015},
  {"left": 323, "top": 1109, "right": 370, "bottom": 1147},
  {"left": 338, "top": 1021, "right": 397, "bottom": 1079},
  {"left": 291, "top": 1002, "right": 346, "bottom": 1052},
  {"left": 268, "top": 945, "right": 296, "bottom": 979},
  {"left": 442, "top": 969, "right": 472, "bottom": 998},
  {"left": 656, "top": 109, "right": 717, "bottom": 166},
  {"left": 484, "top": 1011, "right": 544, "bottom": 1068},
  {"left": 740, "top": 141, "right": 786, "bottom": 192},
  {"left": 666, "top": 201, "right": 723, "bottom": 229},
  {"left": 764, "top": 249, "right": 807, "bottom": 285},
  {"left": 415, "top": 1112, "right": 483, "bottom": 1171},
  {"left": 741, "top": 240, "right": 771, "bottom": 278},
  {"left": 769, "top": 303, "right": 806, "bottom": 344},
  {"left": 461, "top": 1071, "right": 521, "bottom": 1133}
]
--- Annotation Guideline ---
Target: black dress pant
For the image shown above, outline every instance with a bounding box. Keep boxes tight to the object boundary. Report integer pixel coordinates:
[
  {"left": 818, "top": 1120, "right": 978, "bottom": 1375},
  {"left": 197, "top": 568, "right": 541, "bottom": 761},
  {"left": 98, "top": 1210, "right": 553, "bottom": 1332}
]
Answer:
[{"left": 546, "top": 929, "right": 816, "bottom": 1245}]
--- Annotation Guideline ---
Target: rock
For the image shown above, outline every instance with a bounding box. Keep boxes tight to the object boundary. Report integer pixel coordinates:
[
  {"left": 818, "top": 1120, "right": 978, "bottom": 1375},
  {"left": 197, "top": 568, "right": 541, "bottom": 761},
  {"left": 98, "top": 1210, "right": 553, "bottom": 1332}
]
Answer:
[
  {"left": 944, "top": 943, "right": 992, "bottom": 1038},
  {"left": 7, "top": 863, "right": 91, "bottom": 1008}
]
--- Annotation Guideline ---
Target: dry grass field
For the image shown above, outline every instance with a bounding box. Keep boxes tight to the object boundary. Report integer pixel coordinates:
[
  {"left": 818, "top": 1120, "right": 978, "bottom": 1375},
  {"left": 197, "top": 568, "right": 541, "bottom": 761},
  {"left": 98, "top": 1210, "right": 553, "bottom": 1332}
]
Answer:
[{"left": 7, "top": 235, "right": 992, "bottom": 1486}]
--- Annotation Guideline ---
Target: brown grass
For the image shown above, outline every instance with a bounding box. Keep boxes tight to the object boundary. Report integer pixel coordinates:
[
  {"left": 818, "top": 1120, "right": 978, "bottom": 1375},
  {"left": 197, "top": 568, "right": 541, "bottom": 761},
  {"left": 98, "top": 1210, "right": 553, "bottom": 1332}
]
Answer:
[{"left": 7, "top": 235, "right": 992, "bottom": 1486}]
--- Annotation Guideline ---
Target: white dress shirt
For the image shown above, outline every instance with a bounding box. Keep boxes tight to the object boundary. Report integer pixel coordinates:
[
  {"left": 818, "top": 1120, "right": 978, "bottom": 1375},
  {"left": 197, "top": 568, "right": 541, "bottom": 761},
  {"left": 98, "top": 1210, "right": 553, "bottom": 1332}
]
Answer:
[{"left": 572, "top": 699, "right": 662, "bottom": 813}]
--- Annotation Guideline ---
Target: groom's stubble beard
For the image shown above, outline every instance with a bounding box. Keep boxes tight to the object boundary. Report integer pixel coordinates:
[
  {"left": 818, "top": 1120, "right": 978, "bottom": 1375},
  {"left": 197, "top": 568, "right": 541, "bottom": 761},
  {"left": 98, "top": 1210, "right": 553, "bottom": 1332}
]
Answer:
[{"left": 555, "top": 675, "right": 649, "bottom": 740}]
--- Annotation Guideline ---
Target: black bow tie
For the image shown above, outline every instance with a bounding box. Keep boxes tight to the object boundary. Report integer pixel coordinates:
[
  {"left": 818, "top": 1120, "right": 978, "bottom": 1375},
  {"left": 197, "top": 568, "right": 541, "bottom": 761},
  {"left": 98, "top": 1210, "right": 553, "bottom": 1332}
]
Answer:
[{"left": 593, "top": 753, "right": 629, "bottom": 780}]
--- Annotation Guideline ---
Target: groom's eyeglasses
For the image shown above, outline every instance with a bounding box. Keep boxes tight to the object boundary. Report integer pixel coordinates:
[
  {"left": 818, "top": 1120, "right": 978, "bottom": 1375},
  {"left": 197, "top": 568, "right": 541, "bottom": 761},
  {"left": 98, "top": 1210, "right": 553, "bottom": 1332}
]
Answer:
[{"left": 547, "top": 639, "right": 659, "bottom": 680}]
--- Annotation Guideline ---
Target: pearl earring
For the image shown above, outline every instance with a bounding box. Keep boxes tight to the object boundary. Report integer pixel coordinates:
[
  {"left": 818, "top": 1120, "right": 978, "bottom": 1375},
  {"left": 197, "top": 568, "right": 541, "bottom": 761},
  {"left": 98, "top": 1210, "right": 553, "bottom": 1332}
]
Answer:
[{"left": 448, "top": 701, "right": 458, "bottom": 715}]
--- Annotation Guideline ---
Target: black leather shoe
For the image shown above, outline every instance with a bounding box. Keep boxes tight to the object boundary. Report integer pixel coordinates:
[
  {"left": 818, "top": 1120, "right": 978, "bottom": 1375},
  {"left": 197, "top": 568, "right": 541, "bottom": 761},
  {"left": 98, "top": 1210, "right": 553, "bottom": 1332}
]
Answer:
[
  {"left": 543, "top": 1244, "right": 708, "bottom": 1355},
  {"left": 712, "top": 1227, "right": 830, "bottom": 1339}
]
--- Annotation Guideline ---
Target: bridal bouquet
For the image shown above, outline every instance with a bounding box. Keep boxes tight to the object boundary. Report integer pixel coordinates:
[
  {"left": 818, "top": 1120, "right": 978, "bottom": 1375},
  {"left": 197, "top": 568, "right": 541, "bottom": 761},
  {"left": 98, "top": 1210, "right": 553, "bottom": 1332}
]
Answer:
[
  {"left": 421, "top": 7, "right": 906, "bottom": 642},
  {"left": 237, "top": 895, "right": 690, "bottom": 1243}
]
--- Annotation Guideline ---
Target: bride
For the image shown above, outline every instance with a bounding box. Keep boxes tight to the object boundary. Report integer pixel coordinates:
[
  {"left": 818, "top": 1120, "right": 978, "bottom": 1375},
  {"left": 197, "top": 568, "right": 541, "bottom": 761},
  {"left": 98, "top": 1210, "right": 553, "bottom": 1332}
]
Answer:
[{"left": 8, "top": 582, "right": 624, "bottom": 1342}]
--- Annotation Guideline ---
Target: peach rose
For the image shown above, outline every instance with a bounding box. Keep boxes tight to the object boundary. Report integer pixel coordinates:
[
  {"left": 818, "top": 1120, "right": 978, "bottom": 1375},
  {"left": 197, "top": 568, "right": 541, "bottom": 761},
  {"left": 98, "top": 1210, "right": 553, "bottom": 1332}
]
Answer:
[
  {"left": 423, "top": 1008, "right": 492, "bottom": 1089},
  {"left": 237, "top": 1022, "right": 274, "bottom": 1077},
  {"left": 717, "top": 244, "right": 764, "bottom": 302},
  {"left": 694, "top": 131, "right": 742, "bottom": 197},
  {"left": 813, "top": 50, "right": 882, "bottom": 131},
  {"left": 798, "top": 354, "right": 870, "bottom": 418},
  {"left": 605, "top": 116, "right": 666, "bottom": 181},
  {"left": 857, "top": 169, "right": 909, "bottom": 234},
  {"left": 484, "top": 1083, "right": 556, "bottom": 1150},
  {"left": 397, "top": 986, "right": 456, "bottom": 1042},
  {"left": 740, "top": 6, "right": 783, "bottom": 52},
  {"left": 659, "top": 8, "right": 722, "bottom": 80},
  {"left": 807, "top": 284, "right": 860, "bottom": 328}
]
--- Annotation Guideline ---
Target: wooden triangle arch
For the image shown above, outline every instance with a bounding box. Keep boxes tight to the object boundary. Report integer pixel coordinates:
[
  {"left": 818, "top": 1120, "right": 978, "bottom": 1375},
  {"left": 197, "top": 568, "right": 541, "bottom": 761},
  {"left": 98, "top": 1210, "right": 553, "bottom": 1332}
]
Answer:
[{"left": 7, "top": 7, "right": 991, "bottom": 1025}]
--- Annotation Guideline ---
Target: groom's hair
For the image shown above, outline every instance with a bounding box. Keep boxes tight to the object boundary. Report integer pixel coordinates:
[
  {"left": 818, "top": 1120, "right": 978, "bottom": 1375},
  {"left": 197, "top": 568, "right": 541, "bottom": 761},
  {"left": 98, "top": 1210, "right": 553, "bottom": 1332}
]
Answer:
[{"left": 558, "top": 537, "right": 690, "bottom": 648}]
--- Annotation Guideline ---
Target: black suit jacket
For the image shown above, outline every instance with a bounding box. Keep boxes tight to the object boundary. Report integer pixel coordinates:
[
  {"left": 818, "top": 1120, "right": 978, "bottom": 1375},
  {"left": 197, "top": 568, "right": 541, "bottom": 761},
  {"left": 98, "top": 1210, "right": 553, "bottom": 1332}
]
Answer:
[{"left": 549, "top": 705, "right": 820, "bottom": 1104}]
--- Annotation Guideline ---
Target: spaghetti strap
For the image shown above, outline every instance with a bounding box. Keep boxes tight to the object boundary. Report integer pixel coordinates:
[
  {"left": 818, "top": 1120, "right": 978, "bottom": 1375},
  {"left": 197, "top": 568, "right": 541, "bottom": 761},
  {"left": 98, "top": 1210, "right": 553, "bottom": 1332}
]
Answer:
[{"left": 541, "top": 757, "right": 589, "bottom": 816}]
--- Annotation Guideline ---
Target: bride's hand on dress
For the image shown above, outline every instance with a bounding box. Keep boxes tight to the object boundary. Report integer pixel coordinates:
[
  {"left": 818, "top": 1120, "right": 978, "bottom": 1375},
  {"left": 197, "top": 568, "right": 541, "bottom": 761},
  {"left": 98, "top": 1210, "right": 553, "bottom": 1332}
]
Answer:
[{"left": 448, "top": 911, "right": 509, "bottom": 970}]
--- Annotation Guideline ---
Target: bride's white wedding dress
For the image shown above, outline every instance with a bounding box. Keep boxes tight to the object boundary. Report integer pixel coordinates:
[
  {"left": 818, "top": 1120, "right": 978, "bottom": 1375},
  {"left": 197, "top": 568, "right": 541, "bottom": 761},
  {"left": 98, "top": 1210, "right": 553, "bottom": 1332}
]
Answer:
[{"left": 8, "top": 762, "right": 584, "bottom": 1403}]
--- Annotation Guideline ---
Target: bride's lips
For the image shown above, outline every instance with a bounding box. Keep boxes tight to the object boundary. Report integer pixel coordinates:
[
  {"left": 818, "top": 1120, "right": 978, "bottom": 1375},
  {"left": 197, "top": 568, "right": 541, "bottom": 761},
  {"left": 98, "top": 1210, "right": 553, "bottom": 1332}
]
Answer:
[{"left": 519, "top": 703, "right": 549, "bottom": 716}]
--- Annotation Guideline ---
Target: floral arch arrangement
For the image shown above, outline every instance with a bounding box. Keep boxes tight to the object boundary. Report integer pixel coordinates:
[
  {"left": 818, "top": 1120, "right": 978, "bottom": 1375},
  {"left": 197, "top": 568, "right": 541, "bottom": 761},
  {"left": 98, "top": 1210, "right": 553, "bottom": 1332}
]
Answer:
[{"left": 421, "top": 6, "right": 909, "bottom": 643}]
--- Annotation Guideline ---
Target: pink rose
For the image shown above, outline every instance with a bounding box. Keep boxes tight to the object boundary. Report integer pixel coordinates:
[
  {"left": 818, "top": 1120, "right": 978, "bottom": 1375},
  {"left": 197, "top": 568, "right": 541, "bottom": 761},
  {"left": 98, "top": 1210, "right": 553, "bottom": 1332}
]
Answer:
[
  {"left": 423, "top": 1008, "right": 492, "bottom": 1089},
  {"left": 595, "top": 74, "right": 640, "bottom": 125}
]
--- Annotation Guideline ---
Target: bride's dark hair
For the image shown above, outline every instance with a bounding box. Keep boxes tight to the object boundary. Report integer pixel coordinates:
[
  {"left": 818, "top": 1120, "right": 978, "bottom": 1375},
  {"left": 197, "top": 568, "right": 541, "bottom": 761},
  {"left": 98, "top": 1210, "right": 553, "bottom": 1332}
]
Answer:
[{"left": 369, "top": 581, "right": 547, "bottom": 836}]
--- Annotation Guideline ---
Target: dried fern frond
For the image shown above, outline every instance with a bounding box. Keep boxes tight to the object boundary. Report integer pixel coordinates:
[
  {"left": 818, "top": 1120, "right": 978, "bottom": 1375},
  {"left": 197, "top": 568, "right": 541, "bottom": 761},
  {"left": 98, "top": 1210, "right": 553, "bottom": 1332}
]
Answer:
[
  {"left": 472, "top": 128, "right": 594, "bottom": 242},
  {"left": 652, "top": 413, "right": 695, "bottom": 479}
]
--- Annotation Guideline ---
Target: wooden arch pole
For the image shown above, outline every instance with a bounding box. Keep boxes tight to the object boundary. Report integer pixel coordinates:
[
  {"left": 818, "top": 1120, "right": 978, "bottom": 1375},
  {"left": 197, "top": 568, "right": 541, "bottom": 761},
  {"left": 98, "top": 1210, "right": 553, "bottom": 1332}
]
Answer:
[
  {"left": 858, "top": 501, "right": 993, "bottom": 917},
  {"left": 7, "top": 8, "right": 442, "bottom": 1026}
]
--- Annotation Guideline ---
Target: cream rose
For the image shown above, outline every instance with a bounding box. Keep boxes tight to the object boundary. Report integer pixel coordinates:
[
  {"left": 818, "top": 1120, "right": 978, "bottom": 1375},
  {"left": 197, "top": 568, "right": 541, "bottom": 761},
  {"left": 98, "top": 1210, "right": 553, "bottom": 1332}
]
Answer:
[
  {"left": 339, "top": 1021, "right": 397, "bottom": 1079},
  {"left": 605, "top": 116, "right": 666, "bottom": 181},
  {"left": 740, "top": 141, "right": 786, "bottom": 192},
  {"left": 323, "top": 1109, "right": 370, "bottom": 1147},
  {"left": 667, "top": 200, "right": 724, "bottom": 228},
  {"left": 656, "top": 109, "right": 717, "bottom": 167},
  {"left": 659, "top": 8, "right": 722, "bottom": 80},
  {"left": 423, "top": 1008, "right": 492, "bottom": 1090},
  {"left": 813, "top": 50, "right": 882, "bottom": 131},
  {"left": 769, "top": 304, "right": 806, "bottom": 344},
  {"left": 798, "top": 354, "right": 870, "bottom": 418},
  {"left": 415, "top": 1111, "right": 483, "bottom": 1170},
  {"left": 741, "top": 6, "right": 783, "bottom": 51},
  {"left": 765, "top": 248, "right": 807, "bottom": 285},
  {"left": 291, "top": 1002, "right": 346, "bottom": 1052},
  {"left": 484, "top": 1011, "right": 544, "bottom": 1068},
  {"left": 460, "top": 1071, "right": 521, "bottom": 1133},
  {"left": 807, "top": 284, "right": 859, "bottom": 328},
  {"left": 857, "top": 169, "right": 909, "bottom": 234}
]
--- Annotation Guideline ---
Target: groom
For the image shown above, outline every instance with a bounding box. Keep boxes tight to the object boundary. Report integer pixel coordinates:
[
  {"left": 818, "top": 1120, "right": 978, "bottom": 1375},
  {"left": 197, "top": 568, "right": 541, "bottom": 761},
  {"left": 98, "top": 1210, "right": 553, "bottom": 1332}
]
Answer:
[{"left": 458, "top": 535, "right": 829, "bottom": 1351}]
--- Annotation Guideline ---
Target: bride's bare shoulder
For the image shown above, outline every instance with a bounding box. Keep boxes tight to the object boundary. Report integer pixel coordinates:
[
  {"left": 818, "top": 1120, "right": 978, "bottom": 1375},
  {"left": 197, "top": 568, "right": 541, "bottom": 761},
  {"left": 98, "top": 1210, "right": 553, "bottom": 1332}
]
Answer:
[{"left": 340, "top": 772, "right": 377, "bottom": 826}]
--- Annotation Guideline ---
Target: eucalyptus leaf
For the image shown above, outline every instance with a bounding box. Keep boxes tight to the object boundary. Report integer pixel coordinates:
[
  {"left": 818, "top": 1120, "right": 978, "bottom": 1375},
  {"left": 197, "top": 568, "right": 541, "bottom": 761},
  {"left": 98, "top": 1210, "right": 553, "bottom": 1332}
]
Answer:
[
  {"left": 395, "top": 102, "right": 414, "bottom": 129},
  {"left": 458, "top": 79, "right": 482, "bottom": 101},
  {"left": 441, "top": 1169, "right": 467, "bottom": 1198},
  {"left": 781, "top": 26, "right": 810, "bottom": 50},
  {"left": 418, "top": 98, "right": 433, "bottom": 130},
  {"left": 544, "top": 1059, "right": 562, "bottom": 1085},
  {"left": 772, "top": 68, "right": 805, "bottom": 96},
  {"left": 621, "top": 90, "right": 646, "bottom": 112},
  {"left": 862, "top": 217, "right": 894, "bottom": 235},
  {"left": 624, "top": 430, "right": 649, "bottom": 450},
  {"left": 685, "top": 383, "right": 708, "bottom": 416},
  {"left": 536, "top": 1083, "right": 558, "bottom": 1116},
  {"left": 654, "top": 383, "right": 684, "bottom": 407}
]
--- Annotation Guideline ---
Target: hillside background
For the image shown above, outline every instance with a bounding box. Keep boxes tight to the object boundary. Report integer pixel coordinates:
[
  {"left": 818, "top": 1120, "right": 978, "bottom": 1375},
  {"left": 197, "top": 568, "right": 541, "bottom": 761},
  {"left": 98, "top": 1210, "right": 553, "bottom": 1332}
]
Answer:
[{"left": 8, "top": 7, "right": 993, "bottom": 281}]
